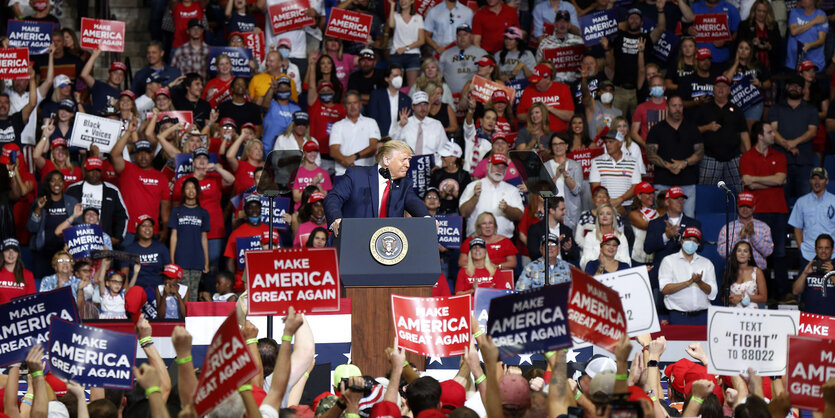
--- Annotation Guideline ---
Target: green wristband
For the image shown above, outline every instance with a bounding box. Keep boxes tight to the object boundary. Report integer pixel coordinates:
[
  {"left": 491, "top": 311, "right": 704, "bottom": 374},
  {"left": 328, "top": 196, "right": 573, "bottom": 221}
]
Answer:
[
  {"left": 145, "top": 386, "right": 162, "bottom": 397},
  {"left": 472, "top": 329, "right": 485, "bottom": 338},
  {"left": 545, "top": 351, "right": 556, "bottom": 359},
  {"left": 346, "top": 414, "right": 361, "bottom": 418},
  {"left": 30, "top": 371, "right": 43, "bottom": 378},
  {"left": 138, "top": 336, "right": 153, "bottom": 345},
  {"left": 281, "top": 335, "right": 293, "bottom": 342},
  {"left": 23, "top": 393, "right": 34, "bottom": 400},
  {"left": 474, "top": 375, "right": 486, "bottom": 385},
  {"left": 691, "top": 396, "right": 704, "bottom": 404},
  {"left": 238, "top": 384, "right": 253, "bottom": 392},
  {"left": 574, "top": 391, "right": 582, "bottom": 400},
  {"left": 245, "top": 338, "right": 259, "bottom": 345},
  {"left": 175, "top": 355, "right": 192, "bottom": 365},
  {"left": 615, "top": 373, "right": 628, "bottom": 381}
]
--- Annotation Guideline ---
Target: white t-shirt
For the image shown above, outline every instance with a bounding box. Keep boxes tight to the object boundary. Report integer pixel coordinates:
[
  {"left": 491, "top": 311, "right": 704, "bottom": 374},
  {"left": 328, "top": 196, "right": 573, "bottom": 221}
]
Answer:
[
  {"left": 329, "top": 115, "right": 381, "bottom": 175},
  {"left": 459, "top": 177, "right": 524, "bottom": 237},
  {"left": 391, "top": 13, "right": 424, "bottom": 55},
  {"left": 81, "top": 183, "right": 104, "bottom": 210}
]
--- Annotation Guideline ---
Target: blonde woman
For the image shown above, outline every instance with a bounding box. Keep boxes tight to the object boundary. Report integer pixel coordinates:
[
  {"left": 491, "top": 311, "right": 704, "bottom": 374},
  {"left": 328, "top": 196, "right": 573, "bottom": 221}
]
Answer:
[
  {"left": 458, "top": 212, "right": 518, "bottom": 270},
  {"left": 225, "top": 129, "right": 265, "bottom": 195},
  {"left": 273, "top": 111, "right": 322, "bottom": 166},
  {"left": 411, "top": 57, "right": 453, "bottom": 106},
  {"left": 579, "top": 203, "right": 631, "bottom": 270},
  {"left": 612, "top": 116, "right": 646, "bottom": 175},
  {"left": 517, "top": 102, "right": 551, "bottom": 151},
  {"left": 455, "top": 237, "right": 502, "bottom": 294}
]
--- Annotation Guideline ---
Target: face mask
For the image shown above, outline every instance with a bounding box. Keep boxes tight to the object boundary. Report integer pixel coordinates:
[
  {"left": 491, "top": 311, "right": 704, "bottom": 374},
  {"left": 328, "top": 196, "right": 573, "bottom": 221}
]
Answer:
[
  {"left": 320, "top": 93, "right": 334, "bottom": 103},
  {"left": 248, "top": 216, "right": 261, "bottom": 224},
  {"left": 391, "top": 75, "right": 403, "bottom": 90},
  {"left": 682, "top": 240, "right": 698, "bottom": 255},
  {"left": 600, "top": 92, "right": 614, "bottom": 104},
  {"left": 276, "top": 90, "right": 291, "bottom": 101},
  {"left": 278, "top": 48, "right": 290, "bottom": 59},
  {"left": 650, "top": 86, "right": 665, "bottom": 98}
]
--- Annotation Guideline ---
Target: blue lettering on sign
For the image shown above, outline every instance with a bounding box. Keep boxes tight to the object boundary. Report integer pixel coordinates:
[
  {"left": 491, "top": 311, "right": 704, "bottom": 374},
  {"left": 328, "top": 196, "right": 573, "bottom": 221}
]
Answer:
[
  {"left": 47, "top": 318, "right": 137, "bottom": 389},
  {"left": 487, "top": 284, "right": 572, "bottom": 358},
  {"left": 730, "top": 76, "right": 763, "bottom": 111},
  {"left": 7, "top": 20, "right": 55, "bottom": 55},
  {"left": 208, "top": 47, "right": 253, "bottom": 77}
]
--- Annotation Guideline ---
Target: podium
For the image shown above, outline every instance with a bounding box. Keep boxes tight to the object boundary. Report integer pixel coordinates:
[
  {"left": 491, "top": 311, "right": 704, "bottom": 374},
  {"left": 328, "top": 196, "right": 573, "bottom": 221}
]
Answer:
[{"left": 335, "top": 217, "right": 441, "bottom": 376}]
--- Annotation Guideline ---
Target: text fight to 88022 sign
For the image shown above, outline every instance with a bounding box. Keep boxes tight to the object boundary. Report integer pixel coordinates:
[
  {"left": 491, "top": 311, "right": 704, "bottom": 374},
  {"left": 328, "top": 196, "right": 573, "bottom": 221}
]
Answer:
[
  {"left": 245, "top": 248, "right": 341, "bottom": 315},
  {"left": 707, "top": 307, "right": 799, "bottom": 376}
]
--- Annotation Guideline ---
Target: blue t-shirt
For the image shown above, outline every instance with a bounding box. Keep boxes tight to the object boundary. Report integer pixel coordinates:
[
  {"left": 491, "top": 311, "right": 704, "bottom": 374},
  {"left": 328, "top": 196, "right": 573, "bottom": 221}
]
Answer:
[
  {"left": 802, "top": 270, "right": 835, "bottom": 316},
  {"left": 226, "top": 14, "right": 257, "bottom": 34},
  {"left": 90, "top": 81, "right": 121, "bottom": 115},
  {"left": 262, "top": 100, "right": 301, "bottom": 152},
  {"left": 691, "top": 0, "right": 741, "bottom": 63},
  {"left": 168, "top": 206, "right": 211, "bottom": 270},
  {"left": 786, "top": 8, "right": 829, "bottom": 70},
  {"left": 123, "top": 240, "right": 172, "bottom": 290}
]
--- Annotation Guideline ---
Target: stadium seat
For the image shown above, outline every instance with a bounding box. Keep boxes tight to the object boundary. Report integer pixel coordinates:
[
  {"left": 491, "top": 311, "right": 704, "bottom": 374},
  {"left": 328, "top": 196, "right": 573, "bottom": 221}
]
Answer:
[
  {"left": 825, "top": 156, "right": 835, "bottom": 194},
  {"left": 695, "top": 185, "right": 730, "bottom": 216}
]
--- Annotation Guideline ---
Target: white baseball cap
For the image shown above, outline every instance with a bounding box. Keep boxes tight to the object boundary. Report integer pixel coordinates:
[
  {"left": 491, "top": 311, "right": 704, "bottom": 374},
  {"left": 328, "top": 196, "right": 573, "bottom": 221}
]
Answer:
[{"left": 439, "top": 141, "right": 462, "bottom": 158}]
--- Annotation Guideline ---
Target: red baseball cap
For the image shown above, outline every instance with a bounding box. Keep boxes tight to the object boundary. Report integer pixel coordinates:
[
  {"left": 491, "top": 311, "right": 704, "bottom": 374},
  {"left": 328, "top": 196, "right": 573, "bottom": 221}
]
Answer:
[
  {"left": 109, "top": 61, "right": 128, "bottom": 73},
  {"left": 601, "top": 233, "right": 620, "bottom": 245},
  {"left": 241, "top": 122, "right": 257, "bottom": 132},
  {"left": 135, "top": 214, "right": 155, "bottom": 228},
  {"left": 490, "top": 152, "right": 509, "bottom": 166},
  {"left": 682, "top": 226, "right": 702, "bottom": 241},
  {"left": 664, "top": 186, "right": 688, "bottom": 199},
  {"left": 799, "top": 59, "right": 818, "bottom": 72},
  {"left": 491, "top": 131, "right": 510, "bottom": 144},
  {"left": 163, "top": 263, "right": 183, "bottom": 279},
  {"left": 227, "top": 31, "right": 244, "bottom": 41},
  {"left": 84, "top": 157, "right": 104, "bottom": 171},
  {"left": 154, "top": 87, "right": 171, "bottom": 99},
  {"left": 635, "top": 181, "right": 656, "bottom": 194},
  {"left": 738, "top": 192, "right": 755, "bottom": 207},
  {"left": 714, "top": 75, "right": 731, "bottom": 86},
  {"left": 220, "top": 117, "right": 237, "bottom": 128},
  {"left": 120, "top": 90, "right": 136, "bottom": 100},
  {"left": 370, "top": 400, "right": 401, "bottom": 418},
  {"left": 51, "top": 138, "right": 67, "bottom": 150},
  {"left": 491, "top": 89, "right": 509, "bottom": 104},
  {"left": 308, "top": 191, "right": 326, "bottom": 204},
  {"left": 317, "top": 80, "right": 335, "bottom": 91},
  {"left": 303, "top": 139, "right": 319, "bottom": 152},
  {"left": 499, "top": 374, "right": 531, "bottom": 409},
  {"left": 529, "top": 64, "right": 552, "bottom": 83},
  {"left": 440, "top": 380, "right": 466, "bottom": 410},
  {"left": 696, "top": 48, "right": 712, "bottom": 60},
  {"left": 0, "top": 144, "right": 20, "bottom": 165},
  {"left": 32, "top": 0, "right": 48, "bottom": 11},
  {"left": 124, "top": 286, "right": 147, "bottom": 324},
  {"left": 476, "top": 56, "right": 496, "bottom": 67},
  {"left": 277, "top": 38, "right": 292, "bottom": 49}
]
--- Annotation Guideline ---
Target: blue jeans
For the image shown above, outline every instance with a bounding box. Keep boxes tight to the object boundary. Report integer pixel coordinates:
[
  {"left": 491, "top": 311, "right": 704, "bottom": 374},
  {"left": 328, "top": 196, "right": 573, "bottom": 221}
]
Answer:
[
  {"left": 743, "top": 101, "right": 764, "bottom": 122},
  {"left": 653, "top": 184, "right": 696, "bottom": 218},
  {"left": 785, "top": 164, "right": 813, "bottom": 207},
  {"left": 754, "top": 212, "right": 789, "bottom": 298},
  {"left": 208, "top": 238, "right": 224, "bottom": 271}
]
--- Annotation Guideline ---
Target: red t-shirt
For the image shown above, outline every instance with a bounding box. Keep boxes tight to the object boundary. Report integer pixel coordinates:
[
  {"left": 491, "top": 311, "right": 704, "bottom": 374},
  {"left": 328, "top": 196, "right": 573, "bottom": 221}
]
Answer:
[
  {"left": 460, "top": 236, "right": 518, "bottom": 266},
  {"left": 472, "top": 4, "right": 520, "bottom": 53},
  {"left": 119, "top": 162, "right": 172, "bottom": 233},
  {"left": 224, "top": 222, "right": 275, "bottom": 291},
  {"left": 455, "top": 267, "right": 513, "bottom": 293},
  {"left": 41, "top": 161, "right": 82, "bottom": 189},
  {"left": 203, "top": 77, "right": 234, "bottom": 107},
  {"left": 517, "top": 82, "right": 574, "bottom": 133},
  {"left": 632, "top": 100, "right": 667, "bottom": 140},
  {"left": 233, "top": 160, "right": 259, "bottom": 196},
  {"left": 739, "top": 146, "right": 788, "bottom": 214},
  {"left": 173, "top": 173, "right": 225, "bottom": 239},
  {"left": 432, "top": 274, "right": 452, "bottom": 297},
  {"left": 101, "top": 159, "right": 118, "bottom": 184},
  {"left": 516, "top": 205, "right": 540, "bottom": 257},
  {"left": 308, "top": 99, "right": 346, "bottom": 154},
  {"left": 172, "top": 2, "right": 203, "bottom": 48},
  {"left": 0, "top": 268, "right": 36, "bottom": 304}
]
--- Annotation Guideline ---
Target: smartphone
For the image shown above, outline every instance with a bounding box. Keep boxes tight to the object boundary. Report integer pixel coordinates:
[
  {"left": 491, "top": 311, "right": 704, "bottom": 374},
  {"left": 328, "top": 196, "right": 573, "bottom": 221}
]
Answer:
[
  {"left": 8, "top": 150, "right": 17, "bottom": 165},
  {"left": 567, "top": 406, "right": 584, "bottom": 418}
]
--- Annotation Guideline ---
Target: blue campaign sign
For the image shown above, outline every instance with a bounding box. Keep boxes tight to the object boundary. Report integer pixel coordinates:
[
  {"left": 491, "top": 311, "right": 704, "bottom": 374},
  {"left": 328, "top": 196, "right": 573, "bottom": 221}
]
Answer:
[
  {"left": 435, "top": 215, "right": 463, "bottom": 249},
  {"left": 48, "top": 318, "right": 137, "bottom": 389},
  {"left": 487, "top": 283, "right": 571, "bottom": 358},
  {"left": 730, "top": 76, "right": 763, "bottom": 111},
  {"left": 579, "top": 10, "right": 618, "bottom": 46},
  {"left": 652, "top": 31, "right": 679, "bottom": 62},
  {"left": 236, "top": 236, "right": 262, "bottom": 270},
  {"left": 174, "top": 153, "right": 219, "bottom": 178},
  {"left": 0, "top": 287, "right": 79, "bottom": 366},
  {"left": 474, "top": 288, "right": 516, "bottom": 330},
  {"left": 7, "top": 20, "right": 55, "bottom": 55},
  {"left": 409, "top": 154, "right": 434, "bottom": 198},
  {"left": 260, "top": 195, "right": 291, "bottom": 230},
  {"left": 505, "top": 79, "right": 529, "bottom": 109},
  {"left": 64, "top": 224, "right": 104, "bottom": 259},
  {"left": 208, "top": 47, "right": 253, "bottom": 77}
]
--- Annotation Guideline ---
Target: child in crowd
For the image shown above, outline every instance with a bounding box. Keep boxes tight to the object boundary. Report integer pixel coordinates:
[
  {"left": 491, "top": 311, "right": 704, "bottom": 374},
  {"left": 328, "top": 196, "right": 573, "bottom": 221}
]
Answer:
[
  {"left": 156, "top": 264, "right": 189, "bottom": 319},
  {"left": 211, "top": 271, "right": 237, "bottom": 302}
]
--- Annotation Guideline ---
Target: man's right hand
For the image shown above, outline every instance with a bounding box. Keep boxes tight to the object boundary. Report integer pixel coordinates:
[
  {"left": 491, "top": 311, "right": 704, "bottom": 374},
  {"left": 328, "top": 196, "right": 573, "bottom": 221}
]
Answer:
[
  {"left": 473, "top": 182, "right": 482, "bottom": 198},
  {"left": 664, "top": 220, "right": 678, "bottom": 239},
  {"left": 330, "top": 218, "right": 342, "bottom": 237}
]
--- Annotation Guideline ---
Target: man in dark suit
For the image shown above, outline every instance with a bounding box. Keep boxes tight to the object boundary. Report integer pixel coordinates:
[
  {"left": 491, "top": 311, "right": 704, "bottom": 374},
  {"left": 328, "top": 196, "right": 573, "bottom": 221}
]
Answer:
[
  {"left": 644, "top": 186, "right": 702, "bottom": 290},
  {"left": 526, "top": 196, "right": 579, "bottom": 266},
  {"left": 364, "top": 64, "right": 411, "bottom": 137},
  {"left": 324, "top": 140, "right": 430, "bottom": 235}
]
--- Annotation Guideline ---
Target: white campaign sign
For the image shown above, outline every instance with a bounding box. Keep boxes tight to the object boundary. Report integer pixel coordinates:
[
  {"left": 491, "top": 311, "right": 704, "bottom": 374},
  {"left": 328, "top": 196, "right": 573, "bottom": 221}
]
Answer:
[
  {"left": 593, "top": 266, "right": 660, "bottom": 336},
  {"left": 69, "top": 113, "right": 123, "bottom": 153},
  {"left": 707, "top": 307, "right": 800, "bottom": 376}
]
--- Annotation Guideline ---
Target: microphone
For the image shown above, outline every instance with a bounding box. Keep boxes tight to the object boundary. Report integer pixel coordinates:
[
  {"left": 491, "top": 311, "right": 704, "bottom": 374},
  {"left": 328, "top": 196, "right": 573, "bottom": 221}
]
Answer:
[
  {"left": 717, "top": 181, "right": 733, "bottom": 194},
  {"left": 379, "top": 167, "right": 391, "bottom": 180}
]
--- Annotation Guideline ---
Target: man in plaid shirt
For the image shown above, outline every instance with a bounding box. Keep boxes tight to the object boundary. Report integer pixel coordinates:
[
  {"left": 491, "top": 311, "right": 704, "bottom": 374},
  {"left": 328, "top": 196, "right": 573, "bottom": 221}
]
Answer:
[
  {"left": 170, "top": 19, "right": 209, "bottom": 80},
  {"left": 716, "top": 192, "right": 774, "bottom": 270}
]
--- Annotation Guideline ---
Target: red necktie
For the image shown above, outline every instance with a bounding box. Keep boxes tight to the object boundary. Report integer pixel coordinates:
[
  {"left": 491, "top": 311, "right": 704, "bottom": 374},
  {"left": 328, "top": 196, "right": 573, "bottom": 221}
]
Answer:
[{"left": 379, "top": 180, "right": 391, "bottom": 218}]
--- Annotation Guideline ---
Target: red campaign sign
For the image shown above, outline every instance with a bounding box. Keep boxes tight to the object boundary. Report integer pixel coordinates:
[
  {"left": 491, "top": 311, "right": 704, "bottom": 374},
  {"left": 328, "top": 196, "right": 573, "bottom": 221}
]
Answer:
[
  {"left": 416, "top": 0, "right": 442, "bottom": 17},
  {"left": 568, "top": 147, "right": 604, "bottom": 179},
  {"left": 0, "top": 48, "right": 29, "bottom": 80},
  {"left": 391, "top": 294, "right": 472, "bottom": 357},
  {"left": 787, "top": 335, "right": 835, "bottom": 411},
  {"left": 193, "top": 311, "right": 259, "bottom": 416},
  {"left": 268, "top": 0, "right": 316, "bottom": 35},
  {"left": 325, "top": 8, "right": 373, "bottom": 43},
  {"left": 80, "top": 18, "right": 125, "bottom": 52},
  {"left": 242, "top": 31, "right": 265, "bottom": 64},
  {"left": 541, "top": 45, "right": 585, "bottom": 73},
  {"left": 567, "top": 266, "right": 626, "bottom": 352},
  {"left": 799, "top": 312, "right": 835, "bottom": 341},
  {"left": 146, "top": 110, "right": 194, "bottom": 125},
  {"left": 245, "top": 248, "right": 341, "bottom": 315},
  {"left": 470, "top": 75, "right": 516, "bottom": 105},
  {"left": 693, "top": 13, "right": 731, "bottom": 43}
]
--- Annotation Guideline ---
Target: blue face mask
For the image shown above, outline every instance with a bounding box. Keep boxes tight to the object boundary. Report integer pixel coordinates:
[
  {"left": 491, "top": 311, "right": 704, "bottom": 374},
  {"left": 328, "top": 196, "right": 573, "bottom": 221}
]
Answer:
[
  {"left": 248, "top": 216, "right": 261, "bottom": 224},
  {"left": 320, "top": 93, "right": 334, "bottom": 103},
  {"left": 682, "top": 240, "right": 698, "bottom": 255},
  {"left": 278, "top": 48, "right": 290, "bottom": 59},
  {"left": 650, "top": 86, "right": 665, "bottom": 98},
  {"left": 276, "top": 90, "right": 291, "bottom": 101}
]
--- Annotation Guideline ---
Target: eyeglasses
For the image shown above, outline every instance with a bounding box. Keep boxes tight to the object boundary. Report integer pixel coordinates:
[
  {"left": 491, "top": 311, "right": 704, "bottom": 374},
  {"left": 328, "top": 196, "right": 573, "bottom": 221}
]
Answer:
[
  {"left": 425, "top": 195, "right": 439, "bottom": 200},
  {"left": 552, "top": 142, "right": 568, "bottom": 147}
]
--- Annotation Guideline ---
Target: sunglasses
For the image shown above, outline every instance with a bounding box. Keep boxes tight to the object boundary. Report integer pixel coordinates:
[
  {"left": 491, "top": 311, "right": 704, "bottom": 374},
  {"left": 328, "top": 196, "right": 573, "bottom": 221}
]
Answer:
[{"left": 449, "top": 12, "right": 454, "bottom": 24}]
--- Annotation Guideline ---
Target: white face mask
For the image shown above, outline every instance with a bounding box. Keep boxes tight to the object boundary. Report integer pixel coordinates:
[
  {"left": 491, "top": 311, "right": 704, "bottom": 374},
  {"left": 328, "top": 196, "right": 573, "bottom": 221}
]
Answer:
[
  {"left": 600, "top": 92, "right": 614, "bottom": 104},
  {"left": 391, "top": 75, "right": 403, "bottom": 90}
]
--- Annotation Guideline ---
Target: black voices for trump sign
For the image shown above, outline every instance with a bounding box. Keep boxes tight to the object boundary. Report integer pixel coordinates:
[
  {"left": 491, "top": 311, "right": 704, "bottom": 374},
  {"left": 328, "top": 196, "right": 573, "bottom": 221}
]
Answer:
[
  {"left": 70, "top": 113, "right": 123, "bottom": 153},
  {"left": 0, "top": 287, "right": 79, "bottom": 366}
]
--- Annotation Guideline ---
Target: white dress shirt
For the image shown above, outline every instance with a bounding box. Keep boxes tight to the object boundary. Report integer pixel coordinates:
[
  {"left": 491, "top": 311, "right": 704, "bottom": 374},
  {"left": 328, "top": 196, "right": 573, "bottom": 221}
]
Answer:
[
  {"left": 388, "top": 89, "right": 399, "bottom": 136},
  {"left": 389, "top": 115, "right": 446, "bottom": 166},
  {"left": 462, "top": 120, "right": 493, "bottom": 173},
  {"left": 459, "top": 177, "right": 524, "bottom": 237},
  {"left": 273, "top": 133, "right": 322, "bottom": 166},
  {"left": 330, "top": 115, "right": 381, "bottom": 175},
  {"left": 658, "top": 251, "right": 718, "bottom": 312}
]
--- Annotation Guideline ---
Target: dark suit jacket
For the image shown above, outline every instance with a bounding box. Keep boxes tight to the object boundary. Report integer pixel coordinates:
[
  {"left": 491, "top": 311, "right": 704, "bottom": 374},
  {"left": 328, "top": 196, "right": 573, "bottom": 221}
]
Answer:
[
  {"left": 364, "top": 88, "right": 411, "bottom": 137},
  {"left": 324, "top": 165, "right": 430, "bottom": 224},
  {"left": 526, "top": 220, "right": 580, "bottom": 266},
  {"left": 643, "top": 214, "right": 701, "bottom": 287}
]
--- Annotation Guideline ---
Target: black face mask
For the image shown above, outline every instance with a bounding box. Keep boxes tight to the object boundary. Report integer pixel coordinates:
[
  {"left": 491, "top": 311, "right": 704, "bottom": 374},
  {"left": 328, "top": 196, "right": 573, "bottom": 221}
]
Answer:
[
  {"left": 787, "top": 90, "right": 802, "bottom": 100},
  {"left": 275, "top": 90, "right": 291, "bottom": 101}
]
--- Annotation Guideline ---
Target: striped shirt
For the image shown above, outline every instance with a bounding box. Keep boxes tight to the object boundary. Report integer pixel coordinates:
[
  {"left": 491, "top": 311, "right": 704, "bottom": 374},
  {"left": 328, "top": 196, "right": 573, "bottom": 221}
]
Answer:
[{"left": 589, "top": 153, "right": 642, "bottom": 205}]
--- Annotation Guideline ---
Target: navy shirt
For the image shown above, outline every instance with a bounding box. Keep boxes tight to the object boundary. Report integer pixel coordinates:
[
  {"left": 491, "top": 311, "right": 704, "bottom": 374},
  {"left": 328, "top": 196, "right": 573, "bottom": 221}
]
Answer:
[
  {"left": 769, "top": 100, "right": 819, "bottom": 166},
  {"left": 131, "top": 65, "right": 183, "bottom": 95},
  {"left": 802, "top": 268, "right": 835, "bottom": 316},
  {"left": 123, "top": 240, "right": 172, "bottom": 290},
  {"left": 90, "top": 81, "right": 121, "bottom": 115},
  {"left": 0, "top": 113, "right": 26, "bottom": 146},
  {"left": 44, "top": 199, "right": 70, "bottom": 253},
  {"left": 168, "top": 206, "right": 211, "bottom": 270},
  {"left": 226, "top": 14, "right": 257, "bottom": 34}
]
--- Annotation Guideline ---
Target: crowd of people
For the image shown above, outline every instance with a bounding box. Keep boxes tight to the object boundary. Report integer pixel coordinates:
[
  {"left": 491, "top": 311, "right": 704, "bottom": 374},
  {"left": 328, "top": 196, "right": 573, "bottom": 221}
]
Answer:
[{"left": 1, "top": 0, "right": 835, "bottom": 414}]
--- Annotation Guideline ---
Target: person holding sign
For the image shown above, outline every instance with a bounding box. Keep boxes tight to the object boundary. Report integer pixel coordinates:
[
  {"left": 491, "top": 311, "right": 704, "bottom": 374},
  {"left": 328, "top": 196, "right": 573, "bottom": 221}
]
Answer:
[
  {"left": 517, "top": 233, "right": 572, "bottom": 289},
  {"left": 658, "top": 226, "right": 717, "bottom": 325},
  {"left": 0, "top": 66, "right": 36, "bottom": 147},
  {"left": 225, "top": 194, "right": 279, "bottom": 289},
  {"left": 536, "top": 10, "right": 583, "bottom": 83},
  {"left": 689, "top": 0, "right": 740, "bottom": 64},
  {"left": 0, "top": 238, "right": 35, "bottom": 303},
  {"left": 79, "top": 49, "right": 127, "bottom": 115},
  {"left": 66, "top": 157, "right": 129, "bottom": 245},
  {"left": 33, "top": 130, "right": 82, "bottom": 188},
  {"left": 792, "top": 233, "right": 835, "bottom": 316}
]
